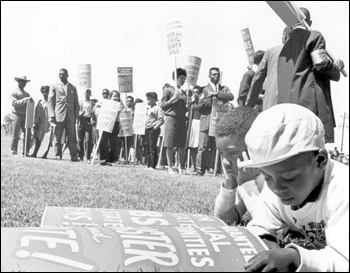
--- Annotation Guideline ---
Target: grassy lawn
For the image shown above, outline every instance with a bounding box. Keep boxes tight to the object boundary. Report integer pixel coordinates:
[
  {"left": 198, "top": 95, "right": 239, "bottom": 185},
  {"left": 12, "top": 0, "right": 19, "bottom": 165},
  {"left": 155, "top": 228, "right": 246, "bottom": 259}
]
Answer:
[{"left": 1, "top": 129, "right": 222, "bottom": 227}]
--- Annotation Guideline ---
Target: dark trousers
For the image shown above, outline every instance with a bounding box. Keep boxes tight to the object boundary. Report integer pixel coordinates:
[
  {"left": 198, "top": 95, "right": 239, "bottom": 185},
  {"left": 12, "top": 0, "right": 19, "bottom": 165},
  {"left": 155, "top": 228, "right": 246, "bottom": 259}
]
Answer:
[
  {"left": 99, "top": 123, "right": 120, "bottom": 162},
  {"left": 196, "top": 130, "right": 220, "bottom": 174},
  {"left": 54, "top": 116, "right": 78, "bottom": 160},
  {"left": 145, "top": 127, "right": 160, "bottom": 168},
  {"left": 11, "top": 113, "right": 32, "bottom": 154},
  {"left": 78, "top": 117, "right": 93, "bottom": 160}
]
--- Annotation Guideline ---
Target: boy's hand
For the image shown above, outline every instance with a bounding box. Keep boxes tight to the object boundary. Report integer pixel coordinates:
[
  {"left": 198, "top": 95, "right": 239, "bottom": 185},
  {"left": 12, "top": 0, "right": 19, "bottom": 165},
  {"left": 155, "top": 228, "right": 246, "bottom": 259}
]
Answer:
[
  {"left": 222, "top": 158, "right": 238, "bottom": 190},
  {"left": 237, "top": 151, "right": 260, "bottom": 186},
  {"left": 244, "top": 248, "right": 299, "bottom": 272}
]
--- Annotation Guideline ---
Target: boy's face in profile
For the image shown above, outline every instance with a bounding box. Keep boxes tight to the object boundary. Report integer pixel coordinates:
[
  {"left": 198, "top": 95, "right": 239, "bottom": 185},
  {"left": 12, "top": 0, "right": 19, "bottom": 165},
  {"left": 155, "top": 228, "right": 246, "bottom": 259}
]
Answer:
[
  {"left": 259, "top": 152, "right": 322, "bottom": 207},
  {"left": 216, "top": 134, "right": 246, "bottom": 178}
]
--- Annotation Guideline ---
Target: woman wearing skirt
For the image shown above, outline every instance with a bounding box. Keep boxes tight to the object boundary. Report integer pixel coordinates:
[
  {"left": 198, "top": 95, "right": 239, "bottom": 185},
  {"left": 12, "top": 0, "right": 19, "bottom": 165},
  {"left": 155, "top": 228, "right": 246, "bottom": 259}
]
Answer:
[
  {"left": 161, "top": 68, "right": 188, "bottom": 175},
  {"left": 186, "top": 86, "right": 202, "bottom": 171}
]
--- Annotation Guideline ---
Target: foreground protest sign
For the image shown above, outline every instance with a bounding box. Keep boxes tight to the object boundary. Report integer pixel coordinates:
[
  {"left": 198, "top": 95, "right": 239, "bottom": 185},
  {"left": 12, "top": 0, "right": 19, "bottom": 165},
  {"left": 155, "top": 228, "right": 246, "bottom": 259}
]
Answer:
[
  {"left": 118, "top": 110, "right": 133, "bottom": 137},
  {"left": 1, "top": 225, "right": 267, "bottom": 272},
  {"left": 241, "top": 28, "right": 255, "bottom": 66},
  {"left": 1, "top": 206, "right": 268, "bottom": 272},
  {"left": 77, "top": 64, "right": 91, "bottom": 89},
  {"left": 265, "top": 1, "right": 347, "bottom": 77},
  {"left": 185, "top": 55, "right": 202, "bottom": 87},
  {"left": 132, "top": 103, "right": 147, "bottom": 135},
  {"left": 117, "top": 67, "right": 133, "bottom": 93}
]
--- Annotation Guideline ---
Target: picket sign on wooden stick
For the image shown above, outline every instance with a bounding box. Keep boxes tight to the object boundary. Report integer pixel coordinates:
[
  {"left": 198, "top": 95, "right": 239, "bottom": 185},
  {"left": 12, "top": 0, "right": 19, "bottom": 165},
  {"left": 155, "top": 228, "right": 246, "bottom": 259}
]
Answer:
[{"left": 91, "top": 130, "right": 102, "bottom": 165}]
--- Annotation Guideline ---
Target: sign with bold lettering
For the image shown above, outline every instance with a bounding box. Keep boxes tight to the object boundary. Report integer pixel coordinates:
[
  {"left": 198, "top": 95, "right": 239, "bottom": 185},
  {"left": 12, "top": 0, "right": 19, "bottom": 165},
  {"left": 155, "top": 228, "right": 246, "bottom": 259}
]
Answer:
[
  {"left": 209, "top": 98, "right": 230, "bottom": 137},
  {"left": 25, "top": 101, "right": 35, "bottom": 128},
  {"left": 118, "top": 110, "right": 133, "bottom": 137},
  {"left": 165, "top": 19, "right": 184, "bottom": 57},
  {"left": 77, "top": 64, "right": 91, "bottom": 88},
  {"left": 241, "top": 28, "right": 255, "bottom": 66},
  {"left": 132, "top": 103, "right": 147, "bottom": 135},
  {"left": 185, "top": 56, "right": 202, "bottom": 86},
  {"left": 1, "top": 225, "right": 267, "bottom": 272},
  {"left": 117, "top": 67, "right": 133, "bottom": 93},
  {"left": 0, "top": 207, "right": 269, "bottom": 271},
  {"left": 96, "top": 100, "right": 120, "bottom": 133}
]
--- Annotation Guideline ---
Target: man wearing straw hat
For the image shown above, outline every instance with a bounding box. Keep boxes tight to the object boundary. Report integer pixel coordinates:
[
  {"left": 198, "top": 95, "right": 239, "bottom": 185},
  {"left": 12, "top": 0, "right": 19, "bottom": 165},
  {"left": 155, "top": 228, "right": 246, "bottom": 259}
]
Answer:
[{"left": 10, "top": 76, "right": 33, "bottom": 156}]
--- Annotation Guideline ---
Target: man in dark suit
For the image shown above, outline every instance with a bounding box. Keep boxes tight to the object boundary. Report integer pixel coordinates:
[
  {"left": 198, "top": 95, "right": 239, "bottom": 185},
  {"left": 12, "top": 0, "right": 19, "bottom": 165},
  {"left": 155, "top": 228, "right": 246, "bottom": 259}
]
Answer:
[
  {"left": 237, "top": 50, "right": 265, "bottom": 107},
  {"left": 196, "top": 67, "right": 234, "bottom": 175},
  {"left": 48, "top": 68, "right": 80, "bottom": 161}
]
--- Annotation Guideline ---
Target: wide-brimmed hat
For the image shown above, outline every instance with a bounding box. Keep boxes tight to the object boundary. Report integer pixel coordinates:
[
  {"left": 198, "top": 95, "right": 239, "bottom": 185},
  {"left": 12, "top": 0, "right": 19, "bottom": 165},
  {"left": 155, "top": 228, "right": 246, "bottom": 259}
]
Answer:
[
  {"left": 14, "top": 76, "right": 30, "bottom": 82},
  {"left": 238, "top": 104, "right": 325, "bottom": 169}
]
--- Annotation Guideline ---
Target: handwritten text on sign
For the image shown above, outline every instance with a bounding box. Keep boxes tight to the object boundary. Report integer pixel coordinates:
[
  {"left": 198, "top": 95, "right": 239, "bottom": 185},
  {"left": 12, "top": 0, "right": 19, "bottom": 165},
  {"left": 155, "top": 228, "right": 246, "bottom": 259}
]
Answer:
[
  {"left": 77, "top": 64, "right": 91, "bottom": 88},
  {"left": 185, "top": 56, "right": 202, "bottom": 86},
  {"left": 166, "top": 20, "right": 184, "bottom": 57},
  {"left": 241, "top": 28, "right": 255, "bottom": 66},
  {"left": 96, "top": 99, "right": 120, "bottom": 133},
  {"left": 209, "top": 98, "right": 229, "bottom": 137},
  {"left": 132, "top": 103, "right": 147, "bottom": 135},
  {"left": 118, "top": 110, "right": 133, "bottom": 137},
  {"left": 118, "top": 67, "right": 133, "bottom": 93}
]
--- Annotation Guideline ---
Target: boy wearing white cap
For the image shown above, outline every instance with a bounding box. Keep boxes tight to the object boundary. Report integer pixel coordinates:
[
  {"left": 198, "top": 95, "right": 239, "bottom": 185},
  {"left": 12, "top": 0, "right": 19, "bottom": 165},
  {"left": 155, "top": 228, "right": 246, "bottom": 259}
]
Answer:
[{"left": 240, "top": 104, "right": 348, "bottom": 272}]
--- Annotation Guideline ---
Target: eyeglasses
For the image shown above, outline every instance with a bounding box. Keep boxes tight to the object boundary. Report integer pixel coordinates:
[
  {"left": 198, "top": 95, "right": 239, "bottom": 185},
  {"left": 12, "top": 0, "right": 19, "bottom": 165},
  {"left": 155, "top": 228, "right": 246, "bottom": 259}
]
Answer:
[{"left": 102, "top": 93, "right": 109, "bottom": 95}]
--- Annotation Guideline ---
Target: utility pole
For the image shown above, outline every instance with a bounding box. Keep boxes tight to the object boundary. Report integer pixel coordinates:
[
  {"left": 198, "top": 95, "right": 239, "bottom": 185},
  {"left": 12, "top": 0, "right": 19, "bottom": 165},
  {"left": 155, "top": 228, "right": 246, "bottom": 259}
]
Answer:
[{"left": 340, "top": 112, "right": 349, "bottom": 153}]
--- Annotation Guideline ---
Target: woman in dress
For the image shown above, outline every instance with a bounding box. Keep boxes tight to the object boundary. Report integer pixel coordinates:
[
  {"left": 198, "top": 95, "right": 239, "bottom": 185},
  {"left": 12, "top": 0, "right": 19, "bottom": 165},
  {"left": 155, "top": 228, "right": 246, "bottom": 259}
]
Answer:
[{"left": 161, "top": 68, "right": 188, "bottom": 175}]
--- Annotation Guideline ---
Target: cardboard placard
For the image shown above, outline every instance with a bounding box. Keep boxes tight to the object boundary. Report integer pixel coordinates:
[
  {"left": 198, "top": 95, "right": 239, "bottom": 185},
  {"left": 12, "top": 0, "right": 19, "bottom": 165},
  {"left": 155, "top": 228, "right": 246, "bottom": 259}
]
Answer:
[
  {"left": 117, "top": 67, "right": 133, "bottom": 93},
  {"left": 241, "top": 28, "right": 255, "bottom": 66},
  {"left": 209, "top": 98, "right": 230, "bottom": 137},
  {"left": 77, "top": 64, "right": 91, "bottom": 89},
  {"left": 118, "top": 110, "right": 133, "bottom": 137},
  {"left": 96, "top": 100, "right": 120, "bottom": 133},
  {"left": 132, "top": 103, "right": 147, "bottom": 135},
  {"left": 185, "top": 55, "right": 202, "bottom": 86},
  {"left": 165, "top": 19, "right": 184, "bottom": 57}
]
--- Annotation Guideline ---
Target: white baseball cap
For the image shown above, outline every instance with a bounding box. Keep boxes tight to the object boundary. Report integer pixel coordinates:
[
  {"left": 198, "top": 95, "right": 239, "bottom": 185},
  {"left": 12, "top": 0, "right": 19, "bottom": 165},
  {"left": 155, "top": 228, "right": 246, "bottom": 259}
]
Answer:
[{"left": 238, "top": 104, "right": 325, "bottom": 168}]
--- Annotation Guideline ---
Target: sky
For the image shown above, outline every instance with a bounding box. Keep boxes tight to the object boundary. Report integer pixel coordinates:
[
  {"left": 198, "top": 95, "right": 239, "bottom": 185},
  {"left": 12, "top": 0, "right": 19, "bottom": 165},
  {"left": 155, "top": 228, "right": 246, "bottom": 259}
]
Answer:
[{"left": 1, "top": 1, "right": 349, "bottom": 152}]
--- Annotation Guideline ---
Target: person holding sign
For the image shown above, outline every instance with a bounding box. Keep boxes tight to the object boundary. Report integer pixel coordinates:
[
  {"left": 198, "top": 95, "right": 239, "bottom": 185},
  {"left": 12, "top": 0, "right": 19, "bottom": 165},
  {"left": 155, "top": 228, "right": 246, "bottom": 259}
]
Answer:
[
  {"left": 196, "top": 67, "right": 234, "bottom": 176},
  {"left": 30, "top": 86, "right": 50, "bottom": 158},
  {"left": 240, "top": 104, "right": 348, "bottom": 272},
  {"left": 237, "top": 50, "right": 265, "bottom": 107},
  {"left": 48, "top": 69, "right": 80, "bottom": 162},
  {"left": 161, "top": 68, "right": 188, "bottom": 175},
  {"left": 268, "top": 7, "right": 344, "bottom": 143},
  {"left": 99, "top": 90, "right": 124, "bottom": 166},
  {"left": 144, "top": 92, "right": 164, "bottom": 170},
  {"left": 10, "top": 76, "right": 33, "bottom": 156}
]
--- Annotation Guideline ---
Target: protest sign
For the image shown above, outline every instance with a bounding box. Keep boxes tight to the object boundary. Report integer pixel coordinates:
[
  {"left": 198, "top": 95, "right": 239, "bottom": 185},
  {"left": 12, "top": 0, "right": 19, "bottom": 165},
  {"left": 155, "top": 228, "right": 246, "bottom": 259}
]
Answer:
[
  {"left": 185, "top": 55, "right": 202, "bottom": 86},
  {"left": 118, "top": 110, "right": 133, "bottom": 137},
  {"left": 241, "top": 28, "right": 255, "bottom": 66},
  {"left": 209, "top": 98, "right": 230, "bottom": 137},
  {"left": 117, "top": 67, "right": 133, "bottom": 93},
  {"left": 165, "top": 19, "right": 184, "bottom": 57},
  {"left": 77, "top": 64, "right": 91, "bottom": 89},
  {"left": 41, "top": 206, "right": 225, "bottom": 228},
  {"left": 132, "top": 103, "right": 147, "bottom": 135},
  {"left": 0, "top": 206, "right": 269, "bottom": 272},
  {"left": 96, "top": 100, "right": 120, "bottom": 133},
  {"left": 25, "top": 101, "right": 35, "bottom": 129},
  {"left": 1, "top": 225, "right": 267, "bottom": 272}
]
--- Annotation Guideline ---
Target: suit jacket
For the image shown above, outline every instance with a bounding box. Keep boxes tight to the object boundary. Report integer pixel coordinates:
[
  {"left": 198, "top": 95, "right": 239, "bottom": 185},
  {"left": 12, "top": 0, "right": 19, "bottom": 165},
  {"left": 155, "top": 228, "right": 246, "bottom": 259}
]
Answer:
[
  {"left": 277, "top": 28, "right": 340, "bottom": 143},
  {"left": 199, "top": 83, "right": 233, "bottom": 132},
  {"left": 247, "top": 45, "right": 283, "bottom": 110},
  {"left": 237, "top": 69, "right": 255, "bottom": 105},
  {"left": 48, "top": 82, "right": 79, "bottom": 123}
]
